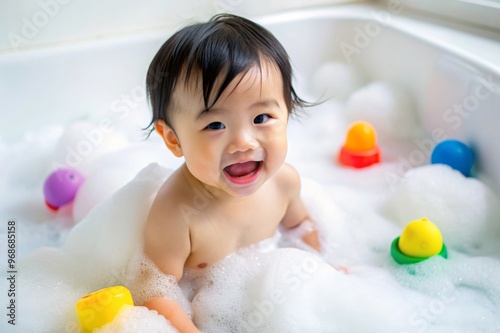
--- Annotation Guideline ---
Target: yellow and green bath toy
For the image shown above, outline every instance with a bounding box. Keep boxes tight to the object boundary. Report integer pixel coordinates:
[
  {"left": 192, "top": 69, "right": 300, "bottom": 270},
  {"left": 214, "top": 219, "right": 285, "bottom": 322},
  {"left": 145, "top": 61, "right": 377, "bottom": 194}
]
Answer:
[{"left": 391, "top": 217, "right": 448, "bottom": 264}]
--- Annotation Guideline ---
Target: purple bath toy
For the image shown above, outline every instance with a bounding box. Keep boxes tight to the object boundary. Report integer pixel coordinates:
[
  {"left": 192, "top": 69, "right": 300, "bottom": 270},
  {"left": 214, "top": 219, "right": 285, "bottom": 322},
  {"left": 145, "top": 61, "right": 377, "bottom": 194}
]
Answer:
[{"left": 43, "top": 168, "right": 85, "bottom": 211}]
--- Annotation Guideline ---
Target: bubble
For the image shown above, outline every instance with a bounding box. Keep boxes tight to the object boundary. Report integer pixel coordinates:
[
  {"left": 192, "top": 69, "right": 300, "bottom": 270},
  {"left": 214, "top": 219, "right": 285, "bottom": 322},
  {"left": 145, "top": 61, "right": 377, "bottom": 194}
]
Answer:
[
  {"left": 344, "top": 81, "right": 422, "bottom": 140},
  {"left": 384, "top": 164, "right": 500, "bottom": 254},
  {"left": 3, "top": 72, "right": 500, "bottom": 333},
  {"left": 52, "top": 121, "right": 128, "bottom": 170},
  {"left": 310, "top": 61, "right": 365, "bottom": 100},
  {"left": 95, "top": 305, "right": 176, "bottom": 333}
]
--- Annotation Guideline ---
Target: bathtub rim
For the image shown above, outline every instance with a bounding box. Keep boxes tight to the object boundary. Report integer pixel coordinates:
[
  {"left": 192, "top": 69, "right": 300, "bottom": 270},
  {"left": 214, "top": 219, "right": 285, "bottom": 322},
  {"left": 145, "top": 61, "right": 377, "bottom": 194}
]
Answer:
[
  {"left": 253, "top": 4, "right": 500, "bottom": 78},
  {"left": 2, "top": 3, "right": 499, "bottom": 77}
]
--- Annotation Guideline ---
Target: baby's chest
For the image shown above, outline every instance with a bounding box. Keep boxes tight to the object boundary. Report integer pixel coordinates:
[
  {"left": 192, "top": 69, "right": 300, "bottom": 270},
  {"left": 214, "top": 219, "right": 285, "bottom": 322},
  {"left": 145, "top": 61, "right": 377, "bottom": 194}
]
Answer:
[
  {"left": 186, "top": 198, "right": 287, "bottom": 268},
  {"left": 198, "top": 200, "right": 287, "bottom": 241}
]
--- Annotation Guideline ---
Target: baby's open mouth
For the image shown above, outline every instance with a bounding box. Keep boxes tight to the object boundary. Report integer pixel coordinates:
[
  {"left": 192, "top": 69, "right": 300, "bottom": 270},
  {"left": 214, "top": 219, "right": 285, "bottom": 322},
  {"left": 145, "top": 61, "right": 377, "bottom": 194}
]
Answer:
[{"left": 224, "top": 161, "right": 262, "bottom": 178}]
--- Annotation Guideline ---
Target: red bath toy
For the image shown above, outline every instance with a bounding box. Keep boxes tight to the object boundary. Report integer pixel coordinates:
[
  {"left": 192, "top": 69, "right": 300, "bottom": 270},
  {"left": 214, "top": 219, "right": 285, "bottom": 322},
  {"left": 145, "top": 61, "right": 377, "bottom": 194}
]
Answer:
[{"left": 338, "top": 121, "right": 380, "bottom": 168}]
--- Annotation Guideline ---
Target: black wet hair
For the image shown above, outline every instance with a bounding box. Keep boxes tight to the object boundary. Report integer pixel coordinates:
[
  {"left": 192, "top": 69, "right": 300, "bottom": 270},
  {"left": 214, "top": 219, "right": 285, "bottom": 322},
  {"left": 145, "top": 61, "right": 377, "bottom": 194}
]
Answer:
[{"left": 145, "top": 13, "right": 307, "bottom": 135}]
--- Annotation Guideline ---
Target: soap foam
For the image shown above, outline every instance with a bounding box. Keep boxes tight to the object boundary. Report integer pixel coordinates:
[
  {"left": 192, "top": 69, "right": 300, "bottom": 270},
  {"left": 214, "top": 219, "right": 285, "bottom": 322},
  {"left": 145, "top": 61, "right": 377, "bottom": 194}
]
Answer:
[
  {"left": 126, "top": 250, "right": 192, "bottom": 317},
  {"left": 392, "top": 255, "right": 500, "bottom": 331},
  {"left": 310, "top": 61, "right": 366, "bottom": 100},
  {"left": 2, "top": 164, "right": 172, "bottom": 332},
  {"left": 384, "top": 164, "right": 500, "bottom": 255},
  {"left": 95, "top": 305, "right": 176, "bottom": 333},
  {"left": 344, "top": 81, "right": 423, "bottom": 141},
  {"left": 1, "top": 59, "right": 500, "bottom": 333},
  {"left": 184, "top": 243, "right": 418, "bottom": 332}
]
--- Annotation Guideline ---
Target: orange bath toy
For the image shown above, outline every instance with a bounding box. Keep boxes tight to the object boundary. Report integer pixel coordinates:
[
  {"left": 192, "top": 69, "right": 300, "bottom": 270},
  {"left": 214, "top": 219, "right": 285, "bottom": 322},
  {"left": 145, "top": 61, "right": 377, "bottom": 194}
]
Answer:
[{"left": 338, "top": 121, "right": 380, "bottom": 168}]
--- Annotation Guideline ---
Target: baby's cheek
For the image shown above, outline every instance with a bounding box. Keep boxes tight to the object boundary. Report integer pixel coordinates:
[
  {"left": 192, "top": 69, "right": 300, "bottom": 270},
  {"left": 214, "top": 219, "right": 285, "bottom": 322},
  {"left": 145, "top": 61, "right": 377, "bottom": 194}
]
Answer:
[
  {"left": 270, "top": 128, "right": 288, "bottom": 151},
  {"left": 265, "top": 122, "right": 287, "bottom": 141},
  {"left": 267, "top": 136, "right": 288, "bottom": 169}
]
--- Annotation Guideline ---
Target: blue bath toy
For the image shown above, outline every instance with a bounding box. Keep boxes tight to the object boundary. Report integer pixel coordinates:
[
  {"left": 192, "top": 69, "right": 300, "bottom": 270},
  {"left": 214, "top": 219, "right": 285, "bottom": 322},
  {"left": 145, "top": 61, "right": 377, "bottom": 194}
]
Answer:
[
  {"left": 43, "top": 168, "right": 85, "bottom": 210},
  {"left": 430, "top": 139, "right": 474, "bottom": 177}
]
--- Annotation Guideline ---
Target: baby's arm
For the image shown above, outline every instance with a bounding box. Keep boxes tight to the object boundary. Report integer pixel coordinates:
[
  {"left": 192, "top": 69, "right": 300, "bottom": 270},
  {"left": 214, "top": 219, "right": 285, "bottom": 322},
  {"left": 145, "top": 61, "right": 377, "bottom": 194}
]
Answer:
[
  {"left": 143, "top": 192, "right": 199, "bottom": 333},
  {"left": 279, "top": 164, "right": 321, "bottom": 252}
]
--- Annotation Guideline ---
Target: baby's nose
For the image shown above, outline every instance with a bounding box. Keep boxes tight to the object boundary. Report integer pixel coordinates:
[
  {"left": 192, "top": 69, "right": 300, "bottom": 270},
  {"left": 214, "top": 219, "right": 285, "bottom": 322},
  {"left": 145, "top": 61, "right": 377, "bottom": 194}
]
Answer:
[{"left": 228, "top": 130, "right": 258, "bottom": 154}]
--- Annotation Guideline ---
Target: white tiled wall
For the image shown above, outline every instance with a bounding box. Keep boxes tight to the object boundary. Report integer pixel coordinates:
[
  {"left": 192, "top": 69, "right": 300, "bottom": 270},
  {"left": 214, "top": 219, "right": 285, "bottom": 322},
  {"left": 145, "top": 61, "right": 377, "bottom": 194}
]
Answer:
[{"left": 0, "top": 0, "right": 360, "bottom": 52}]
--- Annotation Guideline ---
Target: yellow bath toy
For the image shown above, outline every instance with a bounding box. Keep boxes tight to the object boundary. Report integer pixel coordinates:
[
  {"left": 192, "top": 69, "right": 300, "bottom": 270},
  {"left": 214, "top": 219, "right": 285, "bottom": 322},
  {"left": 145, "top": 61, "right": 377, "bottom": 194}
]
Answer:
[
  {"left": 76, "top": 285, "right": 134, "bottom": 331},
  {"left": 391, "top": 217, "right": 447, "bottom": 264},
  {"left": 399, "top": 217, "right": 443, "bottom": 257}
]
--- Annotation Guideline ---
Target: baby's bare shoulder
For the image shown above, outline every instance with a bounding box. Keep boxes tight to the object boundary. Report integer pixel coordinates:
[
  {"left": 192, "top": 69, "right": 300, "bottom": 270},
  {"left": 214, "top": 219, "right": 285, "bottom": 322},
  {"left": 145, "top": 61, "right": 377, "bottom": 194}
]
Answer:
[
  {"left": 275, "top": 163, "right": 301, "bottom": 194},
  {"left": 149, "top": 169, "right": 192, "bottom": 221},
  {"left": 143, "top": 169, "right": 192, "bottom": 279}
]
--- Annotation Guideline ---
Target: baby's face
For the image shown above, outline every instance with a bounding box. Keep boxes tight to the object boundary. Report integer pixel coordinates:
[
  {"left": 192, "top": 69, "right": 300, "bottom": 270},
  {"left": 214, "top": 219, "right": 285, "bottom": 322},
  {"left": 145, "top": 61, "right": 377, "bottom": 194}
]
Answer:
[{"left": 169, "top": 61, "right": 289, "bottom": 198}]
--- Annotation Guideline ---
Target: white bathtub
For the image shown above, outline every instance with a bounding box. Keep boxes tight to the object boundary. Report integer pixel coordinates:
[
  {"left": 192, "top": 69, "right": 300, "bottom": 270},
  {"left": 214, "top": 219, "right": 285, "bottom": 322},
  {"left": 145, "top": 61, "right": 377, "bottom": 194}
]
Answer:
[
  {"left": 2, "top": 3, "right": 500, "bottom": 332},
  {"left": 262, "top": 4, "right": 500, "bottom": 192},
  {"left": 1, "top": 3, "right": 499, "bottom": 191}
]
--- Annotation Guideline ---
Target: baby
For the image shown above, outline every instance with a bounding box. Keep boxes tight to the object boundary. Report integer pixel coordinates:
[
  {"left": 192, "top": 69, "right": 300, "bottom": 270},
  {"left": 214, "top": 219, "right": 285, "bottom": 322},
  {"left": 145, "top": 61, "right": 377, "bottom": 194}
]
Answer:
[{"left": 142, "top": 14, "right": 319, "bottom": 332}]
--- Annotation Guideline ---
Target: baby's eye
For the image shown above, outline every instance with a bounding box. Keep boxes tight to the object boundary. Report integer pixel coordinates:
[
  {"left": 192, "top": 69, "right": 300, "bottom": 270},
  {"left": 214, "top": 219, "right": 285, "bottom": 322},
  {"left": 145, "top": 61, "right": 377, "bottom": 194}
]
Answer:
[
  {"left": 254, "top": 114, "right": 270, "bottom": 124},
  {"left": 206, "top": 122, "right": 226, "bottom": 130}
]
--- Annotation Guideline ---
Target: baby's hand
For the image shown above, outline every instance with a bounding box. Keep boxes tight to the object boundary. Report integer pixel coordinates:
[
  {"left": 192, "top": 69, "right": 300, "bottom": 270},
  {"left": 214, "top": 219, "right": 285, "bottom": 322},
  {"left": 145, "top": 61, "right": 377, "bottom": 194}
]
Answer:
[
  {"left": 301, "top": 229, "right": 321, "bottom": 252},
  {"left": 286, "top": 218, "right": 321, "bottom": 252},
  {"left": 331, "top": 264, "right": 349, "bottom": 274}
]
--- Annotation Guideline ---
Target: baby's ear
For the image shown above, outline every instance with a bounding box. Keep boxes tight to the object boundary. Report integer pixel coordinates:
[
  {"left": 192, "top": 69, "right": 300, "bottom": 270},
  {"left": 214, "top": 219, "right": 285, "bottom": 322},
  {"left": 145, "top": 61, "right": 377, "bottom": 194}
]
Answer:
[{"left": 154, "top": 120, "right": 183, "bottom": 157}]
